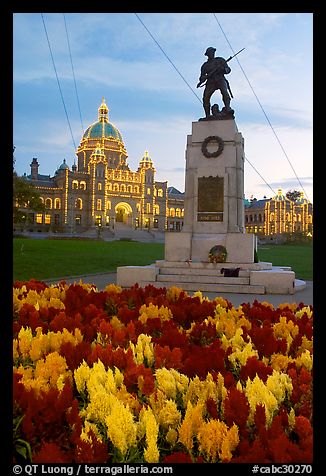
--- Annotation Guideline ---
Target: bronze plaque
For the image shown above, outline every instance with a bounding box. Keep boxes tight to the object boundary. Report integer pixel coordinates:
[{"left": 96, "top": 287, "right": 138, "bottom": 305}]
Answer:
[{"left": 198, "top": 176, "right": 224, "bottom": 213}]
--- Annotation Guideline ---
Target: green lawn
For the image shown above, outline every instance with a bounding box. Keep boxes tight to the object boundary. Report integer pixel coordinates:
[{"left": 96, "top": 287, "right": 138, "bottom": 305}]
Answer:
[
  {"left": 13, "top": 238, "right": 313, "bottom": 282},
  {"left": 257, "top": 243, "right": 313, "bottom": 281},
  {"left": 13, "top": 238, "right": 164, "bottom": 281}
]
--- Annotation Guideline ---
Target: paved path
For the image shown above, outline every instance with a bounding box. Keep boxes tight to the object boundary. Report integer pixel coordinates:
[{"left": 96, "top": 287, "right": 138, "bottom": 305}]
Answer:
[{"left": 45, "top": 272, "right": 313, "bottom": 307}]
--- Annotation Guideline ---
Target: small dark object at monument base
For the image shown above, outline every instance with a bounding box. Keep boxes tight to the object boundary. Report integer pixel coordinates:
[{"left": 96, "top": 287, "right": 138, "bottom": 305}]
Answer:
[{"left": 220, "top": 267, "right": 240, "bottom": 277}]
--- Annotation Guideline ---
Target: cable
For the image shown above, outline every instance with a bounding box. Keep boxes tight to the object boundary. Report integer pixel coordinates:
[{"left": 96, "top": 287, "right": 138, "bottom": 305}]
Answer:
[
  {"left": 63, "top": 13, "right": 85, "bottom": 135},
  {"left": 41, "top": 13, "right": 77, "bottom": 151},
  {"left": 212, "top": 13, "right": 310, "bottom": 201},
  {"left": 134, "top": 13, "right": 202, "bottom": 105},
  {"left": 245, "top": 156, "right": 276, "bottom": 196}
]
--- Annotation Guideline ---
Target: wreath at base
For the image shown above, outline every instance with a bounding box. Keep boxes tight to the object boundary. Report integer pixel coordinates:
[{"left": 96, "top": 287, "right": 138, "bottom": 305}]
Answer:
[{"left": 208, "top": 245, "right": 227, "bottom": 263}]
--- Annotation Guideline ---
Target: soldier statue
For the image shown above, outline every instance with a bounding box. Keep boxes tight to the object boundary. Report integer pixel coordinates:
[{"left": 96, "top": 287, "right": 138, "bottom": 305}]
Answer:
[{"left": 197, "top": 47, "right": 235, "bottom": 120}]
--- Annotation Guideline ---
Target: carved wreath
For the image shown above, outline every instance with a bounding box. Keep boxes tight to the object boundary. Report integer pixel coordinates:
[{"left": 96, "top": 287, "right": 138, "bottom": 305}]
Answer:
[{"left": 201, "top": 135, "right": 224, "bottom": 158}]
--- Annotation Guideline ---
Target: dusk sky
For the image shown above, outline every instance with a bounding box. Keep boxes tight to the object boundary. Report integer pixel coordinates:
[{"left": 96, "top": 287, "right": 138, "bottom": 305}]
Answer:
[{"left": 13, "top": 12, "right": 313, "bottom": 202}]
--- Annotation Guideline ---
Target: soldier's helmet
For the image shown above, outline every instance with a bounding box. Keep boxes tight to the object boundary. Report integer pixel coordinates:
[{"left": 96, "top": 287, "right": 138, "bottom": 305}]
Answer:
[{"left": 205, "top": 47, "right": 216, "bottom": 56}]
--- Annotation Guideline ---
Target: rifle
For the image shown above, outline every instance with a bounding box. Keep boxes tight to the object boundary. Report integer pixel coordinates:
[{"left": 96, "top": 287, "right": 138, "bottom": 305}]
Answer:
[{"left": 197, "top": 47, "right": 245, "bottom": 88}]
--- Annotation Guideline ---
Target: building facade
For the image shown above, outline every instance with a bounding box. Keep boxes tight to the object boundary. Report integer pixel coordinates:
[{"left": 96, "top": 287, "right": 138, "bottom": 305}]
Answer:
[
  {"left": 20, "top": 99, "right": 168, "bottom": 233},
  {"left": 244, "top": 189, "right": 313, "bottom": 238}
]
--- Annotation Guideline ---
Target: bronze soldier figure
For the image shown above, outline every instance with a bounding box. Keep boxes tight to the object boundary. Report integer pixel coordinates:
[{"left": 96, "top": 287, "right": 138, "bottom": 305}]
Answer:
[{"left": 197, "top": 47, "right": 234, "bottom": 119}]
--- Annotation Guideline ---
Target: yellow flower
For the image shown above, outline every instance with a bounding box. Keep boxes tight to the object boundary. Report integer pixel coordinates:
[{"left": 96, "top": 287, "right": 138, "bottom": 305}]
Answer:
[
  {"left": 273, "top": 316, "right": 299, "bottom": 353},
  {"left": 178, "top": 401, "right": 204, "bottom": 453},
  {"left": 197, "top": 419, "right": 239, "bottom": 462},
  {"left": 270, "top": 353, "right": 293, "bottom": 372},
  {"left": 244, "top": 375, "right": 279, "bottom": 426},
  {"left": 295, "top": 306, "right": 313, "bottom": 319},
  {"left": 106, "top": 397, "right": 137, "bottom": 456},
  {"left": 288, "top": 408, "right": 296, "bottom": 431},
  {"left": 295, "top": 349, "right": 313, "bottom": 372},
  {"left": 155, "top": 368, "right": 177, "bottom": 400},
  {"left": 166, "top": 428, "right": 178, "bottom": 446},
  {"left": 13, "top": 339, "right": 19, "bottom": 361},
  {"left": 157, "top": 399, "right": 181, "bottom": 430},
  {"left": 74, "top": 360, "right": 92, "bottom": 394},
  {"left": 16, "top": 351, "right": 71, "bottom": 394},
  {"left": 140, "top": 407, "right": 160, "bottom": 463},
  {"left": 266, "top": 370, "right": 293, "bottom": 405},
  {"left": 17, "top": 327, "right": 33, "bottom": 359},
  {"left": 138, "top": 303, "right": 173, "bottom": 324},
  {"left": 105, "top": 283, "right": 122, "bottom": 294},
  {"left": 166, "top": 286, "right": 185, "bottom": 302},
  {"left": 130, "top": 334, "right": 154, "bottom": 367}
]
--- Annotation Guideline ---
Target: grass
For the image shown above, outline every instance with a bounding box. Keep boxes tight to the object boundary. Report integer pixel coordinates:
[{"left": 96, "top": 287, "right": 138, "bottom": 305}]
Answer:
[
  {"left": 257, "top": 243, "right": 313, "bottom": 281},
  {"left": 13, "top": 238, "right": 164, "bottom": 281},
  {"left": 13, "top": 238, "right": 313, "bottom": 282}
]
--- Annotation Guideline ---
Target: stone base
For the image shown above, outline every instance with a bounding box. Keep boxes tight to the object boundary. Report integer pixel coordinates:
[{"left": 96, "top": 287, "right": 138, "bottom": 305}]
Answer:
[
  {"left": 165, "top": 231, "right": 256, "bottom": 263},
  {"left": 116, "top": 260, "right": 302, "bottom": 295}
]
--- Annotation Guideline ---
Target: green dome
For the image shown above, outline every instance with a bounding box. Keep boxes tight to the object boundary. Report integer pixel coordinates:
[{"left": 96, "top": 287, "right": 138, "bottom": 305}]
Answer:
[
  {"left": 83, "top": 121, "right": 123, "bottom": 142},
  {"left": 82, "top": 98, "right": 123, "bottom": 143}
]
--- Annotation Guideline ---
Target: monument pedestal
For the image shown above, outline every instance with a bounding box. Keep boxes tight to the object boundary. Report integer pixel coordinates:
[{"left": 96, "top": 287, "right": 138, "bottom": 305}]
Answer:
[{"left": 117, "top": 118, "right": 304, "bottom": 295}]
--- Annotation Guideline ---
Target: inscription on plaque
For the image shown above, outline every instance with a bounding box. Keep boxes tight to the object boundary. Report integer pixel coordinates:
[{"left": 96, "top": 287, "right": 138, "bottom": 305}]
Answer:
[{"left": 197, "top": 176, "right": 224, "bottom": 222}]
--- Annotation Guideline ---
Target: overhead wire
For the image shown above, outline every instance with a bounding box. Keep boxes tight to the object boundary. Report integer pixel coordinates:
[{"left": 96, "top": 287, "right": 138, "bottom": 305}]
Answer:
[
  {"left": 134, "top": 12, "right": 276, "bottom": 197},
  {"left": 134, "top": 13, "right": 202, "bottom": 105},
  {"left": 63, "top": 13, "right": 85, "bottom": 135},
  {"left": 41, "top": 13, "right": 77, "bottom": 151},
  {"left": 212, "top": 13, "right": 310, "bottom": 201}
]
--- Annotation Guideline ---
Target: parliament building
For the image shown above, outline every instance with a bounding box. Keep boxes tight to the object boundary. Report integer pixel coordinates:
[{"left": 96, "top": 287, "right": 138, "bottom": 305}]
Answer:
[{"left": 22, "top": 99, "right": 174, "bottom": 233}]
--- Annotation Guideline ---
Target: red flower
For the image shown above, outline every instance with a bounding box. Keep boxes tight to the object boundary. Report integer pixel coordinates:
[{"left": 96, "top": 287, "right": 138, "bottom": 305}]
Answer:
[
  {"left": 74, "top": 431, "right": 109, "bottom": 463},
  {"left": 154, "top": 345, "right": 183, "bottom": 371},
  {"left": 240, "top": 356, "right": 273, "bottom": 383},
  {"left": 33, "top": 442, "right": 72, "bottom": 463},
  {"left": 224, "top": 388, "right": 250, "bottom": 435}
]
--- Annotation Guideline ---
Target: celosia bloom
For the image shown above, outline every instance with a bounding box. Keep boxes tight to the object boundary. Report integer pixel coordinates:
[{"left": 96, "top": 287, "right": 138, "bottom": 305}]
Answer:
[
  {"left": 140, "top": 407, "right": 160, "bottom": 463},
  {"left": 105, "top": 396, "right": 137, "bottom": 456},
  {"left": 197, "top": 419, "right": 239, "bottom": 462},
  {"left": 178, "top": 401, "right": 204, "bottom": 453}
]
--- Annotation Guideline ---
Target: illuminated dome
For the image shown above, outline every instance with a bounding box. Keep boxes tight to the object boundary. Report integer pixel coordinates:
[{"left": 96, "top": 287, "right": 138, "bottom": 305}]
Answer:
[
  {"left": 82, "top": 98, "right": 123, "bottom": 142},
  {"left": 273, "top": 188, "right": 289, "bottom": 201}
]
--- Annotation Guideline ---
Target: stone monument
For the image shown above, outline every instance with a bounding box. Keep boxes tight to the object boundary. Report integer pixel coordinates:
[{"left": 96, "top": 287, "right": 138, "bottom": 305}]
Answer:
[{"left": 117, "top": 48, "right": 305, "bottom": 294}]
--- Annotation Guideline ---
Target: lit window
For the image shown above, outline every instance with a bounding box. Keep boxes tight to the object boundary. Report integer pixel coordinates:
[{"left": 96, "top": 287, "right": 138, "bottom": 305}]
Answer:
[
  {"left": 72, "top": 180, "right": 78, "bottom": 189},
  {"left": 146, "top": 203, "right": 151, "bottom": 213},
  {"left": 75, "top": 198, "right": 82, "bottom": 210},
  {"left": 45, "top": 214, "right": 51, "bottom": 224},
  {"left": 98, "top": 183, "right": 102, "bottom": 191},
  {"left": 107, "top": 200, "right": 111, "bottom": 210},
  {"left": 176, "top": 208, "right": 181, "bottom": 217},
  {"left": 147, "top": 188, "right": 151, "bottom": 195},
  {"left": 157, "top": 189, "right": 163, "bottom": 197},
  {"left": 97, "top": 199, "right": 102, "bottom": 210},
  {"left": 80, "top": 181, "right": 86, "bottom": 190},
  {"left": 36, "top": 214, "right": 43, "bottom": 224},
  {"left": 54, "top": 198, "right": 61, "bottom": 209}
]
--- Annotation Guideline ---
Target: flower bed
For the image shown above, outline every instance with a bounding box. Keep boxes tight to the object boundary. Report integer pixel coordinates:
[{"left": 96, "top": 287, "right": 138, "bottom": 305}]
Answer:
[{"left": 13, "top": 279, "right": 313, "bottom": 463}]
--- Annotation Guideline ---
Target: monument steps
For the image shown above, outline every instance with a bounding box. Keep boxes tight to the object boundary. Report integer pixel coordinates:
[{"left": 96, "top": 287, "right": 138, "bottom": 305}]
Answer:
[
  {"left": 139, "top": 280, "right": 265, "bottom": 294},
  {"left": 159, "top": 267, "right": 250, "bottom": 277},
  {"left": 156, "top": 273, "right": 249, "bottom": 285}
]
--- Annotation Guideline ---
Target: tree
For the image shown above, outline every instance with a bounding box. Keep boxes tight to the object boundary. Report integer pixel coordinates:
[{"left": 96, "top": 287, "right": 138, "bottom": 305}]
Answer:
[
  {"left": 286, "top": 190, "right": 301, "bottom": 202},
  {"left": 13, "top": 172, "right": 45, "bottom": 224}
]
